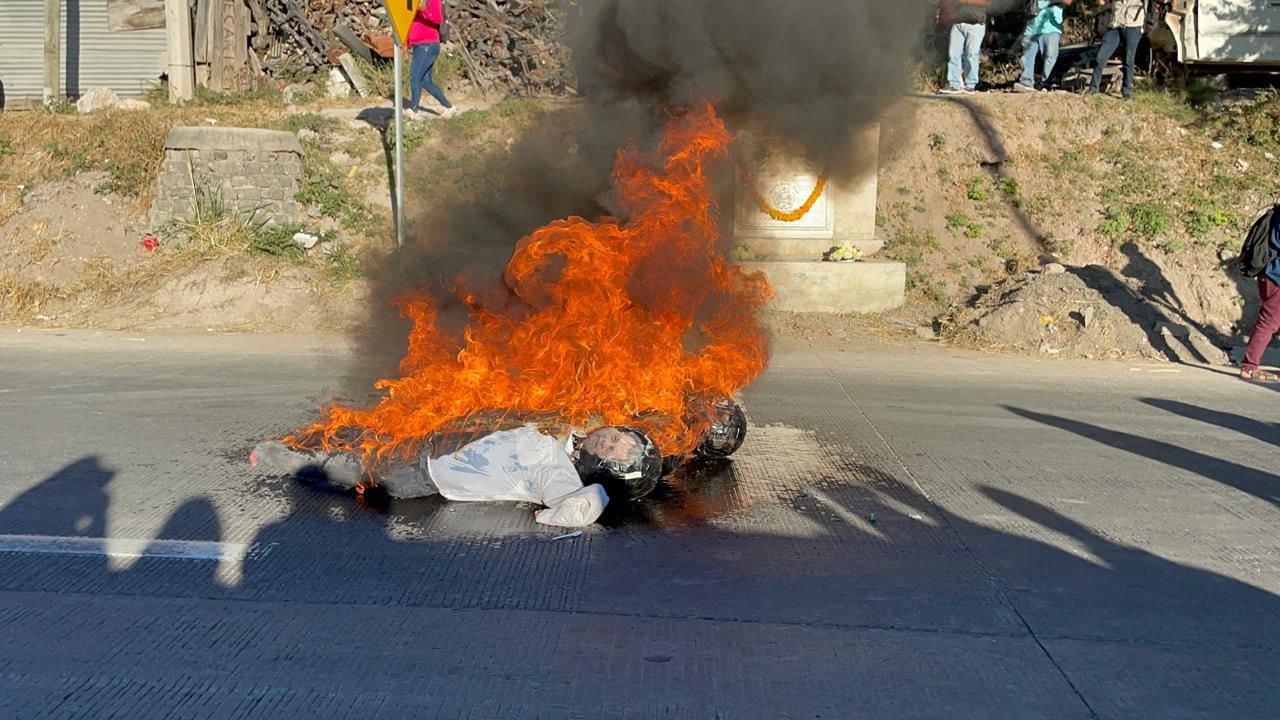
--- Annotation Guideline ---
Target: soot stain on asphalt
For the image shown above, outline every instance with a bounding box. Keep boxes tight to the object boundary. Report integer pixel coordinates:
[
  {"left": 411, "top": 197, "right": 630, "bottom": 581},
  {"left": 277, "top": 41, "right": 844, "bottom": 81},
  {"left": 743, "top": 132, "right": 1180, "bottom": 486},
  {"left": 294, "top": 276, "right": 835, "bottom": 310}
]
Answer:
[{"left": 251, "top": 456, "right": 749, "bottom": 534}]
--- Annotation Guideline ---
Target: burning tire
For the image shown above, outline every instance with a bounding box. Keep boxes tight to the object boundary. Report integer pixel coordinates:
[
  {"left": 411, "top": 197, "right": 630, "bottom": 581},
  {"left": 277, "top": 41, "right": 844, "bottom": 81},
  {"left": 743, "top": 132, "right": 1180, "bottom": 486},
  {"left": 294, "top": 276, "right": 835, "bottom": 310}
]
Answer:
[{"left": 695, "top": 399, "right": 747, "bottom": 459}]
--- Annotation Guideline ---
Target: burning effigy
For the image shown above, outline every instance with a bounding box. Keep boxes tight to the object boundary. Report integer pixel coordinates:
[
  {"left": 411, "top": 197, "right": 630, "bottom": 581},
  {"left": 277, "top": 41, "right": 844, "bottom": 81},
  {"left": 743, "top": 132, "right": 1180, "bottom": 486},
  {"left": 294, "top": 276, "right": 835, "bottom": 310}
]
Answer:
[{"left": 252, "top": 105, "right": 768, "bottom": 527}]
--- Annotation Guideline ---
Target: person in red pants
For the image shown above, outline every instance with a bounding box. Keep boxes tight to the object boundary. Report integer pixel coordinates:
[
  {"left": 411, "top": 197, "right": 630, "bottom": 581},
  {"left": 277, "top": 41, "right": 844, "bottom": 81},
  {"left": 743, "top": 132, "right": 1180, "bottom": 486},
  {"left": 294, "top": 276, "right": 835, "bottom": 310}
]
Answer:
[{"left": 1240, "top": 226, "right": 1280, "bottom": 382}]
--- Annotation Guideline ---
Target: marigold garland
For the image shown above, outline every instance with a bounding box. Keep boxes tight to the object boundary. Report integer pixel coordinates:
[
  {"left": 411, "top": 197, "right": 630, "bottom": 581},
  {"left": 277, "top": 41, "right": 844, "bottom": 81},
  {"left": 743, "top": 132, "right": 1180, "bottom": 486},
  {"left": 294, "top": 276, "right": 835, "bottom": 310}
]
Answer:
[{"left": 738, "top": 163, "right": 829, "bottom": 223}]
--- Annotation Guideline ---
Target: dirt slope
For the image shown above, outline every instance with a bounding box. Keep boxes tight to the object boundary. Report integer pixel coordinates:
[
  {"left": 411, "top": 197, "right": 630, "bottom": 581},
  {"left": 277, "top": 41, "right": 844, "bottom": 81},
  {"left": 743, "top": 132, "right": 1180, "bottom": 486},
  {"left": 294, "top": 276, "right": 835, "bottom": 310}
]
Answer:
[
  {"left": 3, "top": 90, "right": 1275, "bottom": 362},
  {"left": 878, "top": 90, "right": 1274, "bottom": 360}
]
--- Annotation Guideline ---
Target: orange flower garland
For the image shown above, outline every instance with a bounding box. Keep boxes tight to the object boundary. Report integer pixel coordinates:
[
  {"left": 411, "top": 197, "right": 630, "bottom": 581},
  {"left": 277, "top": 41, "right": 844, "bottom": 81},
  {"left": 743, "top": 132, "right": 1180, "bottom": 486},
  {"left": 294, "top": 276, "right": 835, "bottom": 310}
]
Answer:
[{"left": 738, "top": 163, "right": 829, "bottom": 223}]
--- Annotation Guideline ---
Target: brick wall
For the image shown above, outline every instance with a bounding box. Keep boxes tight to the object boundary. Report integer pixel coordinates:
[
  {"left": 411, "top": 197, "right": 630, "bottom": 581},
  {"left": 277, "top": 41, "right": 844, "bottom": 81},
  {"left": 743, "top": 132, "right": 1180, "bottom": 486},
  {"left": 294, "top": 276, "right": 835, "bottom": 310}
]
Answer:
[{"left": 149, "top": 127, "right": 306, "bottom": 229}]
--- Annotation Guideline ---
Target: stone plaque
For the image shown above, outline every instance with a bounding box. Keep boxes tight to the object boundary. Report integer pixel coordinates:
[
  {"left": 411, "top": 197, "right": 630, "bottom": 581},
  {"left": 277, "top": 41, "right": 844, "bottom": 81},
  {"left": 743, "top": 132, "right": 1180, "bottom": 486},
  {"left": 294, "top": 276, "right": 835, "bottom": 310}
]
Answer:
[{"left": 733, "top": 135, "right": 834, "bottom": 240}]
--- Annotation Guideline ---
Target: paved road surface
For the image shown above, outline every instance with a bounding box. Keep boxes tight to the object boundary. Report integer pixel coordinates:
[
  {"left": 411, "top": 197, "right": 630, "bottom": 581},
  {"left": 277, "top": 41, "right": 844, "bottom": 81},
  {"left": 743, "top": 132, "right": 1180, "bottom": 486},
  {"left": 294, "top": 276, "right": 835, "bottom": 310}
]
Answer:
[{"left": 0, "top": 329, "right": 1277, "bottom": 719}]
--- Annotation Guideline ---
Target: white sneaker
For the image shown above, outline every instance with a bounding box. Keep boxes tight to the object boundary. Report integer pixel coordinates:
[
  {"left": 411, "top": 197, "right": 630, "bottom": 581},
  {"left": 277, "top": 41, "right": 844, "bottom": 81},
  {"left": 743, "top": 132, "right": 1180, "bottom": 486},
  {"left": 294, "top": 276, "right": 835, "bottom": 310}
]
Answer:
[
  {"left": 1012, "top": 83, "right": 1036, "bottom": 93},
  {"left": 938, "top": 87, "right": 965, "bottom": 96},
  {"left": 439, "top": 106, "right": 458, "bottom": 119}
]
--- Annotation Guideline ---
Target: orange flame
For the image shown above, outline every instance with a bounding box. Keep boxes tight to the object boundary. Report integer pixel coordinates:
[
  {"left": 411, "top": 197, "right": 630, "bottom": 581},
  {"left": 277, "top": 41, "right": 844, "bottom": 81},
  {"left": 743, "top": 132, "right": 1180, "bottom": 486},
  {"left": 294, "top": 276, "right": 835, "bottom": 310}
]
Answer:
[{"left": 292, "top": 104, "right": 772, "bottom": 463}]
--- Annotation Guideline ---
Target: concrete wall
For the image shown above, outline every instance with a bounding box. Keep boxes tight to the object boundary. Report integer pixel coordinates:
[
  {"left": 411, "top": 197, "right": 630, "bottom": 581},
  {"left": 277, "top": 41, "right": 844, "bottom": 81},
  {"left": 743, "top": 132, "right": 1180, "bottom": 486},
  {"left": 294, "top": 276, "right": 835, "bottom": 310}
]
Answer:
[{"left": 150, "top": 127, "right": 305, "bottom": 229}]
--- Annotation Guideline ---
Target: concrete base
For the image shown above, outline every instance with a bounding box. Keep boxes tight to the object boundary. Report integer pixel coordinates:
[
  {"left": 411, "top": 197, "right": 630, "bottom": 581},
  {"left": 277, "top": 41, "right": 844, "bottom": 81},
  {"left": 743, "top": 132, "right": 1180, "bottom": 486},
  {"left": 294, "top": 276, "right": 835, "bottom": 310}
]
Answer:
[
  {"left": 741, "top": 237, "right": 885, "bottom": 261},
  {"left": 740, "top": 259, "right": 906, "bottom": 314}
]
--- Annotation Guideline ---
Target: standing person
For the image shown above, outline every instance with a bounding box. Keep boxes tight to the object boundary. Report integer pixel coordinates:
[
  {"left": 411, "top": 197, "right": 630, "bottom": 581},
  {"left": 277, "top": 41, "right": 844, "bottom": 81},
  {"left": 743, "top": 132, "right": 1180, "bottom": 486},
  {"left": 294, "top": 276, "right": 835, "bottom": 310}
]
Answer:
[
  {"left": 938, "top": 0, "right": 989, "bottom": 95},
  {"left": 1015, "top": 0, "right": 1073, "bottom": 93},
  {"left": 405, "top": 0, "right": 455, "bottom": 119},
  {"left": 1088, "top": 0, "right": 1146, "bottom": 99},
  {"left": 1240, "top": 215, "right": 1280, "bottom": 383}
]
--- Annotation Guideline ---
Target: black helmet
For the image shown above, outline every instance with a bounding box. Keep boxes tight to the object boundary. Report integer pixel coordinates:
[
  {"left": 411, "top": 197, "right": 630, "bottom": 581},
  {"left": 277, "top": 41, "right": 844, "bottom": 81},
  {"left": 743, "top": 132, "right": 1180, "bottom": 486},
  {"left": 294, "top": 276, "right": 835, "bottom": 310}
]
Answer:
[
  {"left": 575, "top": 426, "right": 663, "bottom": 500},
  {"left": 695, "top": 399, "right": 747, "bottom": 459}
]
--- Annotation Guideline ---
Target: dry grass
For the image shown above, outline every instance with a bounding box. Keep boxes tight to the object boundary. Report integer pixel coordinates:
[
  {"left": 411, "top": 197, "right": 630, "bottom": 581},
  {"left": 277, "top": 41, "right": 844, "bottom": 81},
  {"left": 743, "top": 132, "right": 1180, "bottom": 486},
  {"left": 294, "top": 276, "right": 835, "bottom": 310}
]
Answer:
[
  {"left": 0, "top": 273, "right": 64, "bottom": 320},
  {"left": 0, "top": 98, "right": 291, "bottom": 221}
]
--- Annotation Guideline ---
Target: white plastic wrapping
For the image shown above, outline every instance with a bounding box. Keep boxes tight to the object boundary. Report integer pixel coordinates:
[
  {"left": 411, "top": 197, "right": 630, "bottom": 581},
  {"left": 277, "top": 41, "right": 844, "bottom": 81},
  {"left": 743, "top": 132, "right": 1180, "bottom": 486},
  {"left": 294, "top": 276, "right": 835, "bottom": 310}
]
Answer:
[
  {"left": 426, "top": 426, "right": 609, "bottom": 527},
  {"left": 253, "top": 427, "right": 610, "bottom": 528}
]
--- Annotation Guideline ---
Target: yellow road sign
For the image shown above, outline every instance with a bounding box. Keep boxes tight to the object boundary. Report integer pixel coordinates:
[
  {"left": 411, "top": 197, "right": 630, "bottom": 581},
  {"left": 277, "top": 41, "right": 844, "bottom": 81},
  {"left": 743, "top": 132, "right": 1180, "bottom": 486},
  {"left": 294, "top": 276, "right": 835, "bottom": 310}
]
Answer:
[{"left": 385, "top": 0, "right": 423, "bottom": 47}]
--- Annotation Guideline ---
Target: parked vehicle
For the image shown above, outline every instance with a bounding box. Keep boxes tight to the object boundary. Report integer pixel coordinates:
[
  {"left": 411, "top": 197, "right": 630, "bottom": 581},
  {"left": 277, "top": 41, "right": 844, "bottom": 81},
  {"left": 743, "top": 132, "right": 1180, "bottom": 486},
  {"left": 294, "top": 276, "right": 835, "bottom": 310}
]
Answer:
[{"left": 1154, "top": 0, "right": 1280, "bottom": 66}]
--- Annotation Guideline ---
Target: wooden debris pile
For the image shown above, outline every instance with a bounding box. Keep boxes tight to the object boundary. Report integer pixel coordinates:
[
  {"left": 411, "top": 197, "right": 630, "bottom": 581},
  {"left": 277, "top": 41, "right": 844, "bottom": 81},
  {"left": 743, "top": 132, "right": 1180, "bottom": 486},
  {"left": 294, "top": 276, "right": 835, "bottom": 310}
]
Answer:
[
  {"left": 446, "top": 0, "right": 574, "bottom": 95},
  {"left": 301, "top": 0, "right": 390, "bottom": 35},
  {"left": 178, "top": 0, "right": 574, "bottom": 95}
]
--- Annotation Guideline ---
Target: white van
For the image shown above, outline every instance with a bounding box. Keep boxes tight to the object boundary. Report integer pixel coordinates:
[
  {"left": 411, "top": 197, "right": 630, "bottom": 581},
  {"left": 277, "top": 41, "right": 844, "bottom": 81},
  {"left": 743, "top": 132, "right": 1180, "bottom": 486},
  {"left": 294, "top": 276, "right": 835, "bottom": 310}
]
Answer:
[{"left": 1157, "top": 0, "right": 1280, "bottom": 65}]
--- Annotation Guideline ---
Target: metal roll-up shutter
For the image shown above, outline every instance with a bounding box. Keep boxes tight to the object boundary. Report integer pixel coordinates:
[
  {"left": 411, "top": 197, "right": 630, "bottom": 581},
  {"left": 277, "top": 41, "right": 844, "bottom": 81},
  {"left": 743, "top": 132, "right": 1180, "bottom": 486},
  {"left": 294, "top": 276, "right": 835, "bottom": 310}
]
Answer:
[
  {"left": 0, "top": 0, "right": 167, "bottom": 106},
  {"left": 0, "top": 2, "right": 46, "bottom": 105}
]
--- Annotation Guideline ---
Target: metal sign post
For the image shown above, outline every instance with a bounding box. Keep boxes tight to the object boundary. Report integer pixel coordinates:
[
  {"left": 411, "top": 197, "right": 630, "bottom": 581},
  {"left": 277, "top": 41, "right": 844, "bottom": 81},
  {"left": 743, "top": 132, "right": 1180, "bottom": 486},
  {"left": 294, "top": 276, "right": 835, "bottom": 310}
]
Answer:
[
  {"left": 385, "top": 0, "right": 421, "bottom": 249},
  {"left": 393, "top": 36, "right": 406, "bottom": 249}
]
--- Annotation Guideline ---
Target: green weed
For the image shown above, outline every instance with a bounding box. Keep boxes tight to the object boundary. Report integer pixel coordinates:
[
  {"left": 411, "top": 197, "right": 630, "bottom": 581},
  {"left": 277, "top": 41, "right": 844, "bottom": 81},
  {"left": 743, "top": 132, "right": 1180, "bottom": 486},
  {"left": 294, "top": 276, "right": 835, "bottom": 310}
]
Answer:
[
  {"left": 248, "top": 224, "right": 307, "bottom": 260},
  {"left": 885, "top": 230, "right": 941, "bottom": 267},
  {"left": 1184, "top": 206, "right": 1235, "bottom": 240},
  {"left": 946, "top": 211, "right": 984, "bottom": 238},
  {"left": 965, "top": 177, "right": 988, "bottom": 202},
  {"left": 1042, "top": 233, "right": 1073, "bottom": 258},
  {"left": 1047, "top": 149, "right": 1093, "bottom": 177},
  {"left": 325, "top": 243, "right": 361, "bottom": 284},
  {"left": 196, "top": 85, "right": 280, "bottom": 106},
  {"left": 279, "top": 112, "right": 341, "bottom": 136},
  {"left": 1129, "top": 202, "right": 1172, "bottom": 240},
  {"left": 1099, "top": 207, "right": 1129, "bottom": 239},
  {"left": 45, "top": 141, "right": 89, "bottom": 175}
]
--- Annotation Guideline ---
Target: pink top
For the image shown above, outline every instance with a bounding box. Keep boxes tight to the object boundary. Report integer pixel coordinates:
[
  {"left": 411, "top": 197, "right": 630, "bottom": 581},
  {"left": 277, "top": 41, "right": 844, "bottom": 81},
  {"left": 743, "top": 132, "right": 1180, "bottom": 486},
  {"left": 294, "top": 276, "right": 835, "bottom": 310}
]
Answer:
[{"left": 407, "top": 0, "right": 443, "bottom": 46}]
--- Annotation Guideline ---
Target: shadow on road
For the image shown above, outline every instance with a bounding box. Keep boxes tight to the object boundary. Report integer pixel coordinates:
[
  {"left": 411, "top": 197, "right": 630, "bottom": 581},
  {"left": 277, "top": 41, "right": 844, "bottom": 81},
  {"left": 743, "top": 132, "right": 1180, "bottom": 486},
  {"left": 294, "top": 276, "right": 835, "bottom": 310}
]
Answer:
[
  {"left": 1006, "top": 405, "right": 1280, "bottom": 507},
  {"left": 2, "top": 446, "right": 1278, "bottom": 715},
  {"left": 1141, "top": 397, "right": 1279, "bottom": 447}
]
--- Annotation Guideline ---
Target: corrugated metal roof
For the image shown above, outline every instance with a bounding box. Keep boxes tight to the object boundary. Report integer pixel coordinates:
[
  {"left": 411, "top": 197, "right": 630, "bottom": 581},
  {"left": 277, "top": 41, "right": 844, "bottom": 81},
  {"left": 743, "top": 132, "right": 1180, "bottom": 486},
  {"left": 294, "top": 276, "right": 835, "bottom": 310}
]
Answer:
[{"left": 0, "top": 0, "right": 167, "bottom": 106}]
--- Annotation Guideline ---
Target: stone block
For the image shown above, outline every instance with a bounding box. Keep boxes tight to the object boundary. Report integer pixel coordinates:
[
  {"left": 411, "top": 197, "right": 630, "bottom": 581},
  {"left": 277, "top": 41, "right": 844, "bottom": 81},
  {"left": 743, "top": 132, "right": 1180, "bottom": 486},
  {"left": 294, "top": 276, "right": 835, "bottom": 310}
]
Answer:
[
  {"left": 742, "top": 237, "right": 885, "bottom": 261},
  {"left": 163, "top": 127, "right": 305, "bottom": 156},
  {"left": 737, "top": 259, "right": 906, "bottom": 314}
]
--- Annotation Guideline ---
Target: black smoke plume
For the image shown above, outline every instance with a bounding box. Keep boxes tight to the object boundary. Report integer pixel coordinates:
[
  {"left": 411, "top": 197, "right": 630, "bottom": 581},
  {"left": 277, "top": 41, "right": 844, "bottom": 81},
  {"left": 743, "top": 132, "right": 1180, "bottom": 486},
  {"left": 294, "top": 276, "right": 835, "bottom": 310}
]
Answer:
[{"left": 343, "top": 0, "right": 932, "bottom": 390}]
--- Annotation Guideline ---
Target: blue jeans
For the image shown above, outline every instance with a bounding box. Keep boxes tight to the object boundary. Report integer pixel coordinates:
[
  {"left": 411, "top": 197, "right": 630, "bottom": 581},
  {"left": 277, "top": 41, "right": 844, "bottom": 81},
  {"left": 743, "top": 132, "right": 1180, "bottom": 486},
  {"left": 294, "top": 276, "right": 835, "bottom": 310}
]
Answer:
[
  {"left": 1019, "top": 32, "right": 1061, "bottom": 89},
  {"left": 1090, "top": 26, "right": 1143, "bottom": 97},
  {"left": 947, "top": 22, "right": 986, "bottom": 91},
  {"left": 409, "top": 42, "right": 451, "bottom": 111}
]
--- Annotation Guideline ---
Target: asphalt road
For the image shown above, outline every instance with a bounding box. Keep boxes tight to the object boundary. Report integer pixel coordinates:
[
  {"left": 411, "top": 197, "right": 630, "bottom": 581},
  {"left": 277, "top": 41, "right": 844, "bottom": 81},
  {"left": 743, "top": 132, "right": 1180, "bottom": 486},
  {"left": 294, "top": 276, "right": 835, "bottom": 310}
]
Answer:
[{"left": 0, "top": 328, "right": 1277, "bottom": 719}]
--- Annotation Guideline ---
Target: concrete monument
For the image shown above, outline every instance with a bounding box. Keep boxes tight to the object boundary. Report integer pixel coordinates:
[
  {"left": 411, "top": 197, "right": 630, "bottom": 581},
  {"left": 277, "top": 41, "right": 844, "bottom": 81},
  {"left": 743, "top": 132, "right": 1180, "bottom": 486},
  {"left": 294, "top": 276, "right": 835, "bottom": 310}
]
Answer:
[{"left": 733, "top": 126, "right": 905, "bottom": 314}]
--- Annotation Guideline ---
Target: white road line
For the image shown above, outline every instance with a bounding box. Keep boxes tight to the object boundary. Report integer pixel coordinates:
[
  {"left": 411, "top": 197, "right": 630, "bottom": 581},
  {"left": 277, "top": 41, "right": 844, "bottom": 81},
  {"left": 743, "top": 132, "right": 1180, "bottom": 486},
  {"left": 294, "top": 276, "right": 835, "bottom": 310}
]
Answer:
[{"left": 0, "top": 534, "right": 251, "bottom": 562}]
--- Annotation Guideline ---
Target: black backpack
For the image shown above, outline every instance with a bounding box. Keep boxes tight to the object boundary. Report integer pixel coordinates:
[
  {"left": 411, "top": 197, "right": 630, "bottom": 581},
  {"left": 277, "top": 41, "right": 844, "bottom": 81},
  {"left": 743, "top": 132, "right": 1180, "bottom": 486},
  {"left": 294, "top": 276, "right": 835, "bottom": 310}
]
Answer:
[{"left": 1239, "top": 204, "right": 1278, "bottom": 277}]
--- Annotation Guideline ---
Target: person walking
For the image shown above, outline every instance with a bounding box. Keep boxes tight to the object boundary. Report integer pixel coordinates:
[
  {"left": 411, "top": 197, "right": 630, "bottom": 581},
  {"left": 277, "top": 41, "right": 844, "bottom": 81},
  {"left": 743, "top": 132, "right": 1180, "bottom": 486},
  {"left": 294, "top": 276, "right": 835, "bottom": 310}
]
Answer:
[
  {"left": 1015, "top": 0, "right": 1072, "bottom": 92},
  {"left": 1240, "top": 214, "right": 1280, "bottom": 383},
  {"left": 405, "top": 0, "right": 455, "bottom": 119},
  {"left": 938, "top": 0, "right": 990, "bottom": 95},
  {"left": 1088, "top": 0, "right": 1147, "bottom": 99}
]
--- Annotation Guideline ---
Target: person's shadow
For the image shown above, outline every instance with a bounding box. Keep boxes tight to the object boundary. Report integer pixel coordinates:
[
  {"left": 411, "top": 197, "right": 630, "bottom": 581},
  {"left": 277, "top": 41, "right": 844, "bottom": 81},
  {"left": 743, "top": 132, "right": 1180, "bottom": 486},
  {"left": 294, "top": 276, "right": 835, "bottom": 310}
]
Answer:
[{"left": 0, "top": 456, "right": 113, "bottom": 540}]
